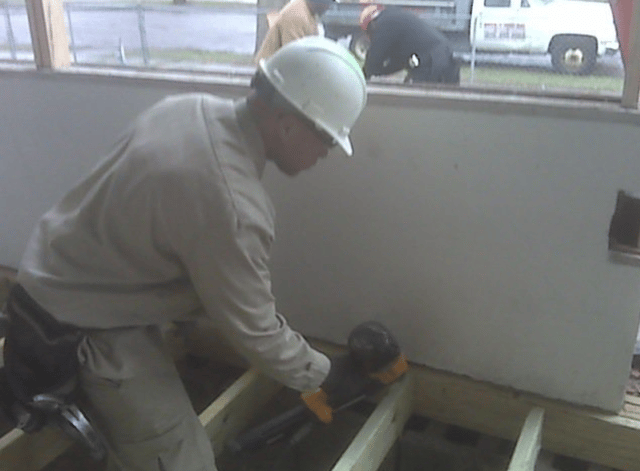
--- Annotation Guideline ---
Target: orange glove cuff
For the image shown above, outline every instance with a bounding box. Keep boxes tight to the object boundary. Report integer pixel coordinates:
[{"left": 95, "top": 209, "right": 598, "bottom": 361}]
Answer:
[
  {"left": 369, "top": 353, "right": 409, "bottom": 385},
  {"left": 301, "top": 388, "right": 333, "bottom": 424}
]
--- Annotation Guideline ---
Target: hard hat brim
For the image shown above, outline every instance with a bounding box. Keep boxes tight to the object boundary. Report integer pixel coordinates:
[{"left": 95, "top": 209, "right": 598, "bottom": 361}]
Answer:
[
  {"left": 257, "top": 37, "right": 367, "bottom": 159},
  {"left": 336, "top": 134, "right": 353, "bottom": 156}
]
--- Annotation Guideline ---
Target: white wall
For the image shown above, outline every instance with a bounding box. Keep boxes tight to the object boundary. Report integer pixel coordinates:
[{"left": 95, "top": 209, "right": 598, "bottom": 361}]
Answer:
[{"left": 2, "top": 69, "right": 640, "bottom": 411}]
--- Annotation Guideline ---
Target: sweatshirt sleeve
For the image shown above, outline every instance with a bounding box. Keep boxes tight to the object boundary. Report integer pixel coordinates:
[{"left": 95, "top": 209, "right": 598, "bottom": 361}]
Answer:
[
  {"left": 188, "top": 215, "right": 330, "bottom": 392},
  {"left": 158, "top": 160, "right": 330, "bottom": 393}
]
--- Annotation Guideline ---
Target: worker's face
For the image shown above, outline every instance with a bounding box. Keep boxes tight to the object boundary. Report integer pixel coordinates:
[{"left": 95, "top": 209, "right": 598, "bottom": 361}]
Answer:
[{"left": 271, "top": 112, "right": 336, "bottom": 176}]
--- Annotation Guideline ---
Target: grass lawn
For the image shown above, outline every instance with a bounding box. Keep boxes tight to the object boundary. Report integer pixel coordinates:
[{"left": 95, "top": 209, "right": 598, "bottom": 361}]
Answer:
[
  {"left": 112, "top": 49, "right": 627, "bottom": 96},
  {"left": 2, "top": 41, "right": 624, "bottom": 97},
  {"left": 461, "top": 64, "right": 624, "bottom": 94},
  {"left": 147, "top": 49, "right": 255, "bottom": 65},
  {"left": 98, "top": 48, "right": 255, "bottom": 67},
  {"left": 351, "top": 50, "right": 623, "bottom": 96}
]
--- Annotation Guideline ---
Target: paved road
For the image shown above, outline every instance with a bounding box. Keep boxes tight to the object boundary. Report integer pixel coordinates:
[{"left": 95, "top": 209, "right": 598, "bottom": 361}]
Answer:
[
  {"left": 1, "top": 3, "right": 259, "bottom": 63},
  {"left": 65, "top": 6, "right": 257, "bottom": 54}
]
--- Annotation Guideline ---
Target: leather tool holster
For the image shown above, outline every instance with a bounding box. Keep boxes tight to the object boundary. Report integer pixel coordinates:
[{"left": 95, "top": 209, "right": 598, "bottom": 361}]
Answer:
[{"left": 0, "top": 284, "right": 106, "bottom": 460}]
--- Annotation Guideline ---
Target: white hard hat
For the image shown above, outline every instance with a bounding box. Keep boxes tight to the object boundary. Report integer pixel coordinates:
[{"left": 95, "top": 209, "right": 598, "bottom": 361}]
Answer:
[{"left": 258, "top": 36, "right": 367, "bottom": 156}]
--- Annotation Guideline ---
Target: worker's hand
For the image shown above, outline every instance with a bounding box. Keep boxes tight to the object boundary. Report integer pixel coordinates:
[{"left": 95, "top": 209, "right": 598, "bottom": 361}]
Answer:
[
  {"left": 301, "top": 354, "right": 375, "bottom": 424},
  {"left": 301, "top": 321, "right": 410, "bottom": 424},
  {"left": 323, "top": 353, "right": 377, "bottom": 403}
]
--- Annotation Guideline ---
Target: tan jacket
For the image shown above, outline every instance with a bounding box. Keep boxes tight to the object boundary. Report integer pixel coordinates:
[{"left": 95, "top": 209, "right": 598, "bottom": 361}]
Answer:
[
  {"left": 17, "top": 94, "right": 330, "bottom": 392},
  {"left": 255, "top": 0, "right": 319, "bottom": 63}
]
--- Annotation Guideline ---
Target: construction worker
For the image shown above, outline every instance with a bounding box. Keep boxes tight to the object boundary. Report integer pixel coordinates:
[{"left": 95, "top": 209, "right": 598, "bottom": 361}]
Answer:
[
  {"left": 3, "top": 37, "right": 367, "bottom": 471},
  {"left": 359, "top": 4, "right": 460, "bottom": 85},
  {"left": 255, "top": 0, "right": 334, "bottom": 63}
]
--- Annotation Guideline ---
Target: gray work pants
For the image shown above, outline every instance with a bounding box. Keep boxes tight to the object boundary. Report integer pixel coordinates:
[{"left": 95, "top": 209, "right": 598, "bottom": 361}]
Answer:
[{"left": 77, "top": 326, "right": 217, "bottom": 471}]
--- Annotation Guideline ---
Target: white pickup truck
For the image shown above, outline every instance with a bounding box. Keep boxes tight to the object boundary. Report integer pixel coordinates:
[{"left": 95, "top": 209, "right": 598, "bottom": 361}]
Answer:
[{"left": 323, "top": 0, "right": 620, "bottom": 75}]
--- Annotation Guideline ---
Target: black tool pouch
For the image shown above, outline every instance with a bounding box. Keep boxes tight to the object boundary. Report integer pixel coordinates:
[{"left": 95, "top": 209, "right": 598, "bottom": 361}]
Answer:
[
  {"left": 0, "top": 285, "right": 107, "bottom": 460},
  {"left": 1, "top": 284, "right": 83, "bottom": 431}
]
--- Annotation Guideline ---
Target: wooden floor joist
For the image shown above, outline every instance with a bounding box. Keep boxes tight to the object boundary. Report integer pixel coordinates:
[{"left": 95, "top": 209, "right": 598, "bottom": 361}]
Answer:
[
  {"left": 0, "top": 426, "right": 72, "bottom": 471},
  {"left": 331, "top": 372, "right": 414, "bottom": 471},
  {"left": 507, "top": 408, "right": 544, "bottom": 471},
  {"left": 185, "top": 330, "right": 640, "bottom": 471},
  {"left": 4, "top": 326, "right": 640, "bottom": 470},
  {"left": 411, "top": 363, "right": 640, "bottom": 471},
  {"left": 0, "top": 368, "right": 281, "bottom": 471},
  {"left": 199, "top": 368, "right": 282, "bottom": 456}
]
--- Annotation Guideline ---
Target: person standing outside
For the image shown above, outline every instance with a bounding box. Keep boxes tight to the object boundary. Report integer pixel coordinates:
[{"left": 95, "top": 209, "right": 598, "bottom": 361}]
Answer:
[
  {"left": 255, "top": 0, "right": 335, "bottom": 62},
  {"left": 4, "top": 37, "right": 368, "bottom": 471},
  {"left": 359, "top": 4, "right": 460, "bottom": 84}
]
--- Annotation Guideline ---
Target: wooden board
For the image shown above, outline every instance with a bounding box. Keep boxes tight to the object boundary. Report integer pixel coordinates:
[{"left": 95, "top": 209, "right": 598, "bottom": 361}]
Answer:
[
  {"left": 186, "top": 328, "right": 640, "bottom": 471},
  {"left": 411, "top": 363, "right": 640, "bottom": 471},
  {"left": 507, "top": 408, "right": 544, "bottom": 471},
  {"left": 0, "top": 369, "right": 280, "bottom": 471},
  {"left": 25, "top": 0, "right": 70, "bottom": 68},
  {"left": 3, "top": 329, "right": 640, "bottom": 471},
  {"left": 199, "top": 368, "right": 282, "bottom": 456},
  {"left": 331, "top": 372, "right": 414, "bottom": 471},
  {"left": 0, "top": 427, "right": 72, "bottom": 471},
  {"left": 621, "top": 0, "right": 640, "bottom": 109}
]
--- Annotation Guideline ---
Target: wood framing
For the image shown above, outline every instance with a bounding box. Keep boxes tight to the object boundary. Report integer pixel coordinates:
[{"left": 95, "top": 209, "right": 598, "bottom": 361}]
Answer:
[
  {"left": 185, "top": 330, "right": 640, "bottom": 471},
  {"left": 331, "top": 372, "right": 414, "bottom": 471},
  {"left": 411, "top": 364, "right": 640, "bottom": 471},
  {"left": 4, "top": 330, "right": 640, "bottom": 470},
  {"left": 25, "top": 0, "right": 70, "bottom": 69},
  {"left": 621, "top": 0, "right": 640, "bottom": 108},
  {"left": 507, "top": 408, "right": 544, "bottom": 471},
  {"left": 0, "top": 368, "right": 282, "bottom": 471},
  {"left": 0, "top": 427, "right": 72, "bottom": 471},
  {"left": 198, "top": 368, "right": 282, "bottom": 456},
  {"left": 1, "top": 358, "right": 640, "bottom": 471}
]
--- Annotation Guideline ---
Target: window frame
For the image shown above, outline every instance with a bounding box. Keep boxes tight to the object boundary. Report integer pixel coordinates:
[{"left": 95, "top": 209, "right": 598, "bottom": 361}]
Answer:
[{"left": 10, "top": 0, "right": 640, "bottom": 110}]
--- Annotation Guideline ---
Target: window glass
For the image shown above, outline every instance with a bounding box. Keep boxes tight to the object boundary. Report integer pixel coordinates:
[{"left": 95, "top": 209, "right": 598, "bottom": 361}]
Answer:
[
  {"left": 485, "top": 0, "right": 511, "bottom": 7},
  {"left": 461, "top": 0, "right": 623, "bottom": 96},
  {"left": 334, "top": 0, "right": 623, "bottom": 98},
  {"left": 51, "top": 0, "right": 624, "bottom": 99},
  {"left": 1, "top": 0, "right": 33, "bottom": 63},
  {"left": 62, "top": 0, "right": 256, "bottom": 70}
]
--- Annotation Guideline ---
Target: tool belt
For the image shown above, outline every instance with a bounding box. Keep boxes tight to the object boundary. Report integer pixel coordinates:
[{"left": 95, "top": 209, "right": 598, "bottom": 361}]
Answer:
[{"left": 0, "top": 284, "right": 106, "bottom": 460}]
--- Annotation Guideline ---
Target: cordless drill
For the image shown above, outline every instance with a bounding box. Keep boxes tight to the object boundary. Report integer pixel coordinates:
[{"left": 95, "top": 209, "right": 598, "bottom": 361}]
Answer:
[{"left": 227, "top": 321, "right": 408, "bottom": 453}]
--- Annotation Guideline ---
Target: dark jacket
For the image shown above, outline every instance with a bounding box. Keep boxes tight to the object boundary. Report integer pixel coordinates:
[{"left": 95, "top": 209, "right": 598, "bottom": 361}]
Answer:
[{"left": 363, "top": 7, "right": 459, "bottom": 84}]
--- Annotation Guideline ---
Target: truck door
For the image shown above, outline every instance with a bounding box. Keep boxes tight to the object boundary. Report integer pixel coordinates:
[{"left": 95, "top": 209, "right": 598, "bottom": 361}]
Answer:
[{"left": 471, "top": 0, "right": 532, "bottom": 52}]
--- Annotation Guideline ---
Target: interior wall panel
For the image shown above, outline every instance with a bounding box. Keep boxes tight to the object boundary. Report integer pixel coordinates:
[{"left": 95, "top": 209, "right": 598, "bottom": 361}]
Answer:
[
  {"left": 1, "top": 71, "right": 639, "bottom": 411},
  {"left": 266, "top": 105, "right": 640, "bottom": 412}
]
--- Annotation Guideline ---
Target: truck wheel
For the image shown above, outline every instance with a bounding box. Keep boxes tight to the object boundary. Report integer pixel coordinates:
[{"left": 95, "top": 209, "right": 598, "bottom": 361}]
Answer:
[
  {"left": 349, "top": 33, "right": 370, "bottom": 62},
  {"left": 550, "top": 36, "right": 597, "bottom": 75}
]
